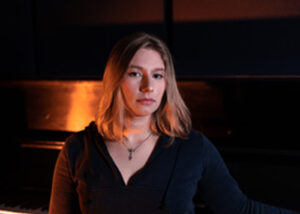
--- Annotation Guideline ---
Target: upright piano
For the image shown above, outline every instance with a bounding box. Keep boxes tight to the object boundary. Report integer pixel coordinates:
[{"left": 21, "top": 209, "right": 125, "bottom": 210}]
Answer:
[{"left": 0, "top": 79, "right": 299, "bottom": 213}]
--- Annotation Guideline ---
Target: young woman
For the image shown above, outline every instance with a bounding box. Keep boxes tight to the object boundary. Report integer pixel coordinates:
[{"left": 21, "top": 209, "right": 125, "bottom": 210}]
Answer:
[{"left": 49, "top": 32, "right": 299, "bottom": 214}]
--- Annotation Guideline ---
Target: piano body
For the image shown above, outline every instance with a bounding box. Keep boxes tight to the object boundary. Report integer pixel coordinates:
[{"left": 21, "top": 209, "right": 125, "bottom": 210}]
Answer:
[{"left": 0, "top": 79, "right": 300, "bottom": 213}]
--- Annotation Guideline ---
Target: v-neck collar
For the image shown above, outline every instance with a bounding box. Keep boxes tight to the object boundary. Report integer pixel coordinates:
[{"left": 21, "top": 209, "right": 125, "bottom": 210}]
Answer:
[{"left": 94, "top": 130, "right": 170, "bottom": 187}]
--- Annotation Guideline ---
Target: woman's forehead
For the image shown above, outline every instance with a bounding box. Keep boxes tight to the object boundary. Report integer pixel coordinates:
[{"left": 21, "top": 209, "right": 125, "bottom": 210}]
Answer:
[{"left": 128, "top": 48, "right": 165, "bottom": 69}]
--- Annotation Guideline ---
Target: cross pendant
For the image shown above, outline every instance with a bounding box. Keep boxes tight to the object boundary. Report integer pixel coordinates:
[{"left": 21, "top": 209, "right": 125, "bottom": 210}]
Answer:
[{"left": 128, "top": 149, "right": 134, "bottom": 160}]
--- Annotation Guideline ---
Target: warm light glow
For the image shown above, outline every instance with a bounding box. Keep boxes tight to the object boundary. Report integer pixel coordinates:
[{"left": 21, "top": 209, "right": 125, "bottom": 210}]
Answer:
[
  {"left": 0, "top": 210, "right": 31, "bottom": 214},
  {"left": 40, "top": 0, "right": 163, "bottom": 25},
  {"left": 22, "top": 80, "right": 103, "bottom": 132},
  {"left": 66, "top": 81, "right": 103, "bottom": 131},
  {"left": 174, "top": 0, "right": 300, "bottom": 21}
]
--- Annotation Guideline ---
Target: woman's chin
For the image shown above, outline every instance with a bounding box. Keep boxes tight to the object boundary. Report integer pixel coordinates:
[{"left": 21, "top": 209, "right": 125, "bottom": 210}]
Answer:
[{"left": 126, "top": 109, "right": 155, "bottom": 118}]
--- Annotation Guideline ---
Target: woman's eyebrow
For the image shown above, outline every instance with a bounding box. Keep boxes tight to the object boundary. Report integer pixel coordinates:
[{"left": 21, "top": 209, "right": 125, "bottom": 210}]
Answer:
[
  {"left": 128, "top": 65, "right": 165, "bottom": 72},
  {"left": 153, "top": 68, "right": 165, "bottom": 72},
  {"left": 128, "top": 65, "right": 143, "bottom": 70}
]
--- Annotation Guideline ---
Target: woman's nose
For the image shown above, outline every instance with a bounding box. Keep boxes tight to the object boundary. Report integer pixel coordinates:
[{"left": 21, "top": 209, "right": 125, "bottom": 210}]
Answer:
[{"left": 140, "top": 76, "right": 154, "bottom": 93}]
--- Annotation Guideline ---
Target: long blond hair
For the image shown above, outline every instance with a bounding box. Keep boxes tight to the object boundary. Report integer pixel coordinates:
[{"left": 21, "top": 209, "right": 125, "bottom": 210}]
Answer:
[{"left": 95, "top": 32, "right": 191, "bottom": 142}]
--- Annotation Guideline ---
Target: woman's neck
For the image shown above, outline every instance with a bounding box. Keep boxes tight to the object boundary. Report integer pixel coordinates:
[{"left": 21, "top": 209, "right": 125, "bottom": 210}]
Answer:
[{"left": 123, "top": 115, "right": 152, "bottom": 140}]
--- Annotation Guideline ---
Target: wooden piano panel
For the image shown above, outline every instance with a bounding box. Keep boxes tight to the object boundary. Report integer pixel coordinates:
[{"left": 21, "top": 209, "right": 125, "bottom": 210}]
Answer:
[
  {"left": 0, "top": 80, "right": 225, "bottom": 134},
  {"left": 16, "top": 80, "right": 102, "bottom": 132}
]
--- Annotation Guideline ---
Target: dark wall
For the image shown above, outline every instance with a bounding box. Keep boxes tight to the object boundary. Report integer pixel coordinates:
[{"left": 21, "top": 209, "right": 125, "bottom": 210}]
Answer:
[
  {"left": 173, "top": 19, "right": 300, "bottom": 77},
  {"left": 2, "top": 0, "right": 300, "bottom": 79},
  {"left": 1, "top": 0, "right": 166, "bottom": 79},
  {"left": 1, "top": 1, "right": 35, "bottom": 78}
]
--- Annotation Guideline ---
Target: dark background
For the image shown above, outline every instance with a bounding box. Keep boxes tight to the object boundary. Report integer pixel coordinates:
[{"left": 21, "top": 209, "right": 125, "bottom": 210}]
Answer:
[
  {"left": 1, "top": 0, "right": 300, "bottom": 212},
  {"left": 2, "top": 0, "right": 300, "bottom": 79}
]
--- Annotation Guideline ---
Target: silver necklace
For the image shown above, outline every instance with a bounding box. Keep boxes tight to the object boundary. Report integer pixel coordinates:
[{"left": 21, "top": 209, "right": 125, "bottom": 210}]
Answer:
[{"left": 122, "top": 132, "right": 153, "bottom": 160}]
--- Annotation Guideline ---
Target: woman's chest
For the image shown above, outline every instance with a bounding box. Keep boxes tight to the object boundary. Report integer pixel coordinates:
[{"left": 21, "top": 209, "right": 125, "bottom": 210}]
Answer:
[
  {"left": 74, "top": 140, "right": 204, "bottom": 214},
  {"left": 105, "top": 139, "right": 157, "bottom": 185}
]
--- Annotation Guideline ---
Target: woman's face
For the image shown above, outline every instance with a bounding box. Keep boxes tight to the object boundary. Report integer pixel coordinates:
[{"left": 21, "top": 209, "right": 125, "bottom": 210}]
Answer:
[{"left": 120, "top": 48, "right": 166, "bottom": 118}]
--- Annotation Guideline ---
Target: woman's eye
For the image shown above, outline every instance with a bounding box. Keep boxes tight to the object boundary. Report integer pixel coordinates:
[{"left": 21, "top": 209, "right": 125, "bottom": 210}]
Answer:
[
  {"left": 128, "top": 72, "right": 142, "bottom": 77},
  {"left": 153, "top": 73, "right": 164, "bottom": 79}
]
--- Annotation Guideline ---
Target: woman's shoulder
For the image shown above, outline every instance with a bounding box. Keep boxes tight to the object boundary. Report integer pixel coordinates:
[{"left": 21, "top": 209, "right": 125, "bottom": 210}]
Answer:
[
  {"left": 178, "top": 129, "right": 218, "bottom": 156},
  {"left": 62, "top": 121, "right": 96, "bottom": 159},
  {"left": 64, "top": 121, "right": 97, "bottom": 145},
  {"left": 182, "top": 129, "right": 211, "bottom": 146},
  {"left": 64, "top": 130, "right": 85, "bottom": 150},
  {"left": 60, "top": 130, "right": 85, "bottom": 164}
]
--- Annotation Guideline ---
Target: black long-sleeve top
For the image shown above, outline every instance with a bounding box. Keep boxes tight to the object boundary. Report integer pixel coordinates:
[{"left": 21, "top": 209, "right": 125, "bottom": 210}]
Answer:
[{"left": 49, "top": 122, "right": 299, "bottom": 214}]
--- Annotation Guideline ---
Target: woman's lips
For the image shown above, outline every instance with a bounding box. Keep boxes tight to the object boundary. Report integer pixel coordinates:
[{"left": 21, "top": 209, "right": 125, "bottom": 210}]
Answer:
[{"left": 137, "top": 98, "right": 155, "bottom": 105}]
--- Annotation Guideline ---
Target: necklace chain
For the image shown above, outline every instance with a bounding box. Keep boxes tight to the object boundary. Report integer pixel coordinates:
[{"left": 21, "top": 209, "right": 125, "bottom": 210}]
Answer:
[{"left": 122, "top": 132, "right": 153, "bottom": 160}]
